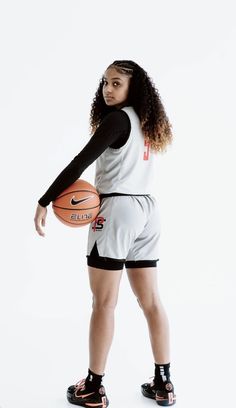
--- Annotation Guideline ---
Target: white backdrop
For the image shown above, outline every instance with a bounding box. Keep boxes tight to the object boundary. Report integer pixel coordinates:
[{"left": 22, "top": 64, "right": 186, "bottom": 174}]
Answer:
[{"left": 0, "top": 1, "right": 235, "bottom": 407}]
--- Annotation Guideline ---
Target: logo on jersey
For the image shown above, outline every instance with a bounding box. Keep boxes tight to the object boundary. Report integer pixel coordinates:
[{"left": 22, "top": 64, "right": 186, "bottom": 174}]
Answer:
[
  {"left": 70, "top": 195, "right": 94, "bottom": 206},
  {"left": 92, "top": 216, "right": 106, "bottom": 231}
]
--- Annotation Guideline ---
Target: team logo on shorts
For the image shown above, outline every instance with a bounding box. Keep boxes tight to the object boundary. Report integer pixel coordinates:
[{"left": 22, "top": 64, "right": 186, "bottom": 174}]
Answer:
[{"left": 92, "top": 216, "right": 106, "bottom": 231}]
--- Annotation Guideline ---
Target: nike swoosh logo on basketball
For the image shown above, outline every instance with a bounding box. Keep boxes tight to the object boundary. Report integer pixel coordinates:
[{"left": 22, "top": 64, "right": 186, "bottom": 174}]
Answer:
[{"left": 70, "top": 196, "right": 93, "bottom": 206}]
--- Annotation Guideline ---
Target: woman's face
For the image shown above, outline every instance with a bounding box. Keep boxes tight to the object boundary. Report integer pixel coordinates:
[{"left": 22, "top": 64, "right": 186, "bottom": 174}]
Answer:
[{"left": 102, "top": 67, "right": 131, "bottom": 109}]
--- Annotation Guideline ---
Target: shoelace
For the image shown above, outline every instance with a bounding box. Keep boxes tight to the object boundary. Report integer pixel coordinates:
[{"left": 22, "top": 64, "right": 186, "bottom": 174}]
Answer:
[
  {"left": 74, "top": 378, "right": 86, "bottom": 392},
  {"left": 148, "top": 376, "right": 155, "bottom": 387}
]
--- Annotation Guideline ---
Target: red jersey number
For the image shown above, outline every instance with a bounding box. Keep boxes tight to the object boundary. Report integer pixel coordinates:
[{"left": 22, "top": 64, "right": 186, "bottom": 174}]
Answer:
[{"left": 143, "top": 139, "right": 150, "bottom": 160}]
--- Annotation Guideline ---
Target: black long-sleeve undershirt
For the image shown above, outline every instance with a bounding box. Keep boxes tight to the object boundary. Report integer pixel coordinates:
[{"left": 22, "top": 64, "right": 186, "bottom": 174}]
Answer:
[{"left": 38, "top": 110, "right": 131, "bottom": 207}]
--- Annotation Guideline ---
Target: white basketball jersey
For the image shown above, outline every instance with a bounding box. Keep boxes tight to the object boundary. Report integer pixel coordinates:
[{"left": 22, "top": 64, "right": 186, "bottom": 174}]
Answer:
[{"left": 94, "top": 106, "right": 157, "bottom": 195}]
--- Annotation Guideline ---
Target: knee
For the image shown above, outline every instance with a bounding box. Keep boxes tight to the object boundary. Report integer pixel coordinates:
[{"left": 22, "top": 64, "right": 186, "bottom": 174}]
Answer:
[
  {"left": 92, "top": 295, "right": 118, "bottom": 312},
  {"left": 136, "top": 295, "right": 160, "bottom": 316}
]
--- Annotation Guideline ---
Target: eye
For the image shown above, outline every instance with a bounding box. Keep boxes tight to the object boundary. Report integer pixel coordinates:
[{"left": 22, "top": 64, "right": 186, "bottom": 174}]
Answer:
[{"left": 103, "top": 80, "right": 120, "bottom": 87}]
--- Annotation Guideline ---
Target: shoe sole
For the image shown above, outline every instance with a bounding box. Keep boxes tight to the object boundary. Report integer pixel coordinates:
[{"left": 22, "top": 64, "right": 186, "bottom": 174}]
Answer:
[
  {"left": 155, "top": 394, "right": 176, "bottom": 406},
  {"left": 141, "top": 387, "right": 176, "bottom": 406},
  {"left": 67, "top": 392, "right": 109, "bottom": 407}
]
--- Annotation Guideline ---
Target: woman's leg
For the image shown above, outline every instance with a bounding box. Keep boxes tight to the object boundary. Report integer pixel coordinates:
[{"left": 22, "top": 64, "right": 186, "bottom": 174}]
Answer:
[
  {"left": 126, "top": 266, "right": 170, "bottom": 364},
  {"left": 88, "top": 266, "right": 123, "bottom": 375}
]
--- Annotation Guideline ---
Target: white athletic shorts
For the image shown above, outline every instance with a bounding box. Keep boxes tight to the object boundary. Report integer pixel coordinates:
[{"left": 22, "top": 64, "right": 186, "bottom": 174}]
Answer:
[{"left": 86, "top": 194, "right": 161, "bottom": 270}]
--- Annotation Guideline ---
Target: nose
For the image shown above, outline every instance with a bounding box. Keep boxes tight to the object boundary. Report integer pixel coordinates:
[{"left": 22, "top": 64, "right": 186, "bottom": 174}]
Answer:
[{"left": 105, "top": 84, "right": 113, "bottom": 94}]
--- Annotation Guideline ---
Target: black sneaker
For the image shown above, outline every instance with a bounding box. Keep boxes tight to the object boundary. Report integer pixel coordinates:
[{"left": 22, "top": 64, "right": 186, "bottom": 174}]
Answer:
[
  {"left": 141, "top": 378, "right": 176, "bottom": 406},
  {"left": 67, "top": 378, "right": 109, "bottom": 407},
  {"left": 141, "top": 377, "right": 157, "bottom": 399}
]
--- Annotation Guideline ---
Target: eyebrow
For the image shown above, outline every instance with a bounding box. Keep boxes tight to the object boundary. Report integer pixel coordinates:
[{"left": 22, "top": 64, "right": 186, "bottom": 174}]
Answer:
[{"left": 103, "top": 77, "right": 123, "bottom": 81}]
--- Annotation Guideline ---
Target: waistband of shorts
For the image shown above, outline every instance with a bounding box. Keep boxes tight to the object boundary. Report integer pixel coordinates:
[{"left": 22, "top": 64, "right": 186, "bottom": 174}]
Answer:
[{"left": 99, "top": 193, "right": 151, "bottom": 199}]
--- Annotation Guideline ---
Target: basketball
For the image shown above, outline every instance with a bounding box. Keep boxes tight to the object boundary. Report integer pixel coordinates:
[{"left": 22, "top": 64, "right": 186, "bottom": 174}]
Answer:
[{"left": 52, "top": 179, "right": 100, "bottom": 227}]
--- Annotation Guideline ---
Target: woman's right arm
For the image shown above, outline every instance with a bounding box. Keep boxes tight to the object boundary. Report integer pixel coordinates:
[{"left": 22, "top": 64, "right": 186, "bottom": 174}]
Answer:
[{"left": 34, "top": 110, "right": 130, "bottom": 236}]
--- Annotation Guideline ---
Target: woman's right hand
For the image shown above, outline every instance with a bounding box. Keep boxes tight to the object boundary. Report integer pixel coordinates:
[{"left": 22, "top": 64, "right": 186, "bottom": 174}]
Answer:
[{"left": 34, "top": 203, "right": 47, "bottom": 237}]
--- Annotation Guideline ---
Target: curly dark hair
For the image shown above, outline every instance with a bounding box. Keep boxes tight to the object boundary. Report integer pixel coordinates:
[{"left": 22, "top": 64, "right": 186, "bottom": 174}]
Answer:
[{"left": 89, "top": 60, "right": 173, "bottom": 152}]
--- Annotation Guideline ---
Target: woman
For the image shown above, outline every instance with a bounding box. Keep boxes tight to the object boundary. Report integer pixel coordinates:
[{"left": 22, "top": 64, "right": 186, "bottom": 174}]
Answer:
[{"left": 34, "top": 60, "right": 176, "bottom": 407}]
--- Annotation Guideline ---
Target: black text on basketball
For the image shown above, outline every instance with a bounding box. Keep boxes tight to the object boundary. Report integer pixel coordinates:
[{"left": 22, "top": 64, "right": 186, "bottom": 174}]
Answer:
[{"left": 70, "top": 213, "right": 93, "bottom": 221}]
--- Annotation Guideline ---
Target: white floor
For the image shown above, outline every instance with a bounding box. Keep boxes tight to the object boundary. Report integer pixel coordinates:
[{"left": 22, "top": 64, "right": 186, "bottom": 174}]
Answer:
[{"left": 0, "top": 276, "right": 234, "bottom": 408}]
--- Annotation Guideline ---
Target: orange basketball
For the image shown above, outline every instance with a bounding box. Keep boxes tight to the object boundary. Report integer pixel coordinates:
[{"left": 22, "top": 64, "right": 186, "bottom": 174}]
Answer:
[{"left": 52, "top": 179, "right": 100, "bottom": 227}]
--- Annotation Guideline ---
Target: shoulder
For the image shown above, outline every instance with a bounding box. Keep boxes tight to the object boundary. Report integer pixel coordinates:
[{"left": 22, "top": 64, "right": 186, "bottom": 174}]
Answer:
[
  {"left": 103, "top": 109, "right": 130, "bottom": 125},
  {"left": 121, "top": 106, "right": 140, "bottom": 123},
  {"left": 100, "top": 109, "right": 131, "bottom": 134}
]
